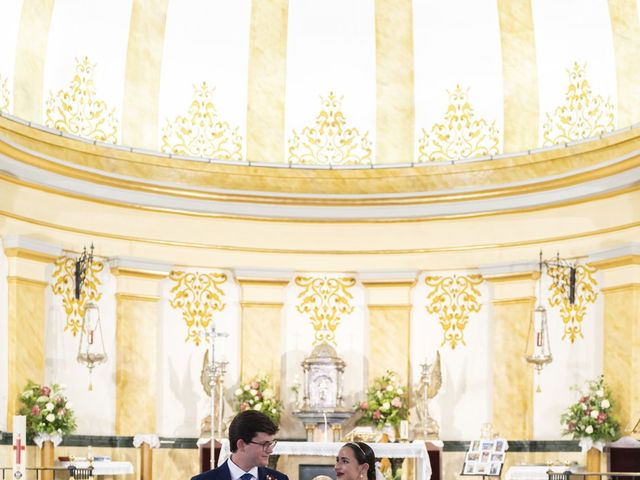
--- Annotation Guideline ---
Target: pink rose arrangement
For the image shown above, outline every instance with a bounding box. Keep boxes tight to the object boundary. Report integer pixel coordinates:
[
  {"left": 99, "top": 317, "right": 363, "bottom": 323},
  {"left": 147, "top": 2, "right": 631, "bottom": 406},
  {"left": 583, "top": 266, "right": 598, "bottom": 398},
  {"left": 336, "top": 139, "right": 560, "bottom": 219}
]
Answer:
[
  {"left": 18, "top": 380, "right": 76, "bottom": 440},
  {"left": 560, "top": 375, "right": 620, "bottom": 442},
  {"left": 234, "top": 374, "right": 283, "bottom": 426},
  {"left": 354, "top": 370, "right": 408, "bottom": 429}
]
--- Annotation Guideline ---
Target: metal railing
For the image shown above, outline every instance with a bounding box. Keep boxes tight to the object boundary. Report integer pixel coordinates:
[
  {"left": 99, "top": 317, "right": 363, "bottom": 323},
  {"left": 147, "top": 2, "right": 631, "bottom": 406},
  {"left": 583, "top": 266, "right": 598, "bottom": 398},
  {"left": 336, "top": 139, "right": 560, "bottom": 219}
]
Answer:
[
  {"left": 0, "top": 466, "right": 94, "bottom": 480},
  {"left": 548, "top": 472, "right": 640, "bottom": 480}
]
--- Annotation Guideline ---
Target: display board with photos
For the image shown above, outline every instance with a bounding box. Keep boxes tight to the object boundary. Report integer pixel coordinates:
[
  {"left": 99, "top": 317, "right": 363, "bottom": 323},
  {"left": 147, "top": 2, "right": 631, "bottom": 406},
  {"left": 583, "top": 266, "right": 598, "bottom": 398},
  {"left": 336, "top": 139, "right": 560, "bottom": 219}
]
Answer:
[{"left": 461, "top": 438, "right": 508, "bottom": 477}]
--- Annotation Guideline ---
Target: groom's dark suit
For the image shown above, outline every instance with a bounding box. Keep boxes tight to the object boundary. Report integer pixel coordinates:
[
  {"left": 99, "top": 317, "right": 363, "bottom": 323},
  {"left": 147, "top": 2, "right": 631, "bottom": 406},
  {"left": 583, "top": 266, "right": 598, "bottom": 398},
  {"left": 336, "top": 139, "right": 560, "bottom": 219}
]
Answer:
[{"left": 191, "top": 460, "right": 289, "bottom": 480}]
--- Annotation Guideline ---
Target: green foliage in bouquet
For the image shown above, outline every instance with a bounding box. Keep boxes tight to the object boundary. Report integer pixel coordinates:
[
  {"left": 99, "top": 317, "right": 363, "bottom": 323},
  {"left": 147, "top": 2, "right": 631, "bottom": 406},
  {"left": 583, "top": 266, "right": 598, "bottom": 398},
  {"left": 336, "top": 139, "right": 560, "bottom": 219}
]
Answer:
[
  {"left": 234, "top": 374, "right": 283, "bottom": 426},
  {"left": 354, "top": 370, "right": 408, "bottom": 428},
  {"left": 560, "top": 375, "right": 620, "bottom": 442},
  {"left": 18, "top": 380, "right": 76, "bottom": 440}
]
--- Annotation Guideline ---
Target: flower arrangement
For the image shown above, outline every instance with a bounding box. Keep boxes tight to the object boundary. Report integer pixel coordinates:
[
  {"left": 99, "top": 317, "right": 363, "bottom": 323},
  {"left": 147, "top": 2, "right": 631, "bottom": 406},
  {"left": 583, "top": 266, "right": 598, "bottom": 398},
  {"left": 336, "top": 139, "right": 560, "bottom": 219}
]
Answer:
[
  {"left": 355, "top": 370, "right": 408, "bottom": 428},
  {"left": 560, "top": 375, "right": 620, "bottom": 443},
  {"left": 234, "top": 374, "right": 283, "bottom": 425},
  {"left": 18, "top": 380, "right": 76, "bottom": 440}
]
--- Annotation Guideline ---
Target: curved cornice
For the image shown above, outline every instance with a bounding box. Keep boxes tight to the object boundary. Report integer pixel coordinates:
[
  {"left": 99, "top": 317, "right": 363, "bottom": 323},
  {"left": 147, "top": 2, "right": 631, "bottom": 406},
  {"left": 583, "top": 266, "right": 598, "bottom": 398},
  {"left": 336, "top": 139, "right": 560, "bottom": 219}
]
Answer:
[{"left": 1, "top": 114, "right": 639, "bottom": 220}]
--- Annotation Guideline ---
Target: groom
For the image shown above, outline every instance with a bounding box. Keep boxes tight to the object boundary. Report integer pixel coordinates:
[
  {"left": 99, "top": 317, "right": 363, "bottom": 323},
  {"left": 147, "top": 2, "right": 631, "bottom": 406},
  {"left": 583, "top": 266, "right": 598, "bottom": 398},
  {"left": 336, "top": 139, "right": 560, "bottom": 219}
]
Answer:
[{"left": 192, "top": 410, "right": 288, "bottom": 480}]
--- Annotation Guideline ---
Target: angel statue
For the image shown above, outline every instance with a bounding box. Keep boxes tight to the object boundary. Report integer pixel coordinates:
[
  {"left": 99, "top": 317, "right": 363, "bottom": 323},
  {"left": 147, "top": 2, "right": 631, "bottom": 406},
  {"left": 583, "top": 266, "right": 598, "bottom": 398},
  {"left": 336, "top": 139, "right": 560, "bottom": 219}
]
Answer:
[
  {"left": 199, "top": 350, "right": 227, "bottom": 439},
  {"left": 414, "top": 350, "right": 442, "bottom": 439}
]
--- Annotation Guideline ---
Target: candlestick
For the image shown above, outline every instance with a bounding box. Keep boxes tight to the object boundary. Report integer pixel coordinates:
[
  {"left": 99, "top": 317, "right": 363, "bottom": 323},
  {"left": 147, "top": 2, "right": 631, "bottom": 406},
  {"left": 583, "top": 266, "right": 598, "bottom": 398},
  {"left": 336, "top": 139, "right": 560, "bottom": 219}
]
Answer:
[{"left": 323, "top": 411, "right": 328, "bottom": 443}]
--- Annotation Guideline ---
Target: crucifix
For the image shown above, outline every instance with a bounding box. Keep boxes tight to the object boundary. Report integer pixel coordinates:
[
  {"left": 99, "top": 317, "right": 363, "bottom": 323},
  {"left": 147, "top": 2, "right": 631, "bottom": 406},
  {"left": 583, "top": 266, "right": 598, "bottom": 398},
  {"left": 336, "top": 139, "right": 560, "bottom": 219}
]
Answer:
[{"left": 13, "top": 434, "right": 25, "bottom": 464}]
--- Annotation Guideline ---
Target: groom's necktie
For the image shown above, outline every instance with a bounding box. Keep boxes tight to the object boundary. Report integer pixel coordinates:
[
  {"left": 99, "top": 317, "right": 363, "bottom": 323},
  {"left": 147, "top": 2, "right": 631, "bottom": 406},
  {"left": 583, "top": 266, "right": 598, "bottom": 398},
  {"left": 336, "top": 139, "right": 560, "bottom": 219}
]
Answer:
[{"left": 241, "top": 473, "right": 254, "bottom": 480}]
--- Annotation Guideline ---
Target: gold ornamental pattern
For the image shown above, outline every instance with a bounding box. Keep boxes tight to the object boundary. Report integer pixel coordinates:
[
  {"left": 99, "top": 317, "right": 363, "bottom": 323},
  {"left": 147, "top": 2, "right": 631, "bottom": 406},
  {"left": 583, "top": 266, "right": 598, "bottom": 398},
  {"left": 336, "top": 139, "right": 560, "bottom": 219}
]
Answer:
[
  {"left": 0, "top": 75, "right": 9, "bottom": 112},
  {"left": 543, "top": 62, "right": 615, "bottom": 146},
  {"left": 288, "top": 92, "right": 372, "bottom": 166},
  {"left": 424, "top": 274, "right": 484, "bottom": 349},
  {"left": 418, "top": 85, "right": 500, "bottom": 162},
  {"left": 45, "top": 56, "right": 118, "bottom": 143},
  {"left": 547, "top": 263, "right": 598, "bottom": 343},
  {"left": 169, "top": 271, "right": 228, "bottom": 346},
  {"left": 161, "top": 82, "right": 243, "bottom": 160},
  {"left": 51, "top": 255, "right": 104, "bottom": 336},
  {"left": 295, "top": 275, "right": 356, "bottom": 345}
]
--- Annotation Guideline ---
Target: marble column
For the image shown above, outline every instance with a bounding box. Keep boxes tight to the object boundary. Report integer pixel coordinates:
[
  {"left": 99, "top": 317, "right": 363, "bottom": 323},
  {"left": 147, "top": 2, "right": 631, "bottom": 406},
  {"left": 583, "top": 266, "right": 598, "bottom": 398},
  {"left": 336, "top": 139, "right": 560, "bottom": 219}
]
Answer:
[
  {"left": 485, "top": 269, "right": 537, "bottom": 439},
  {"left": 3, "top": 237, "right": 60, "bottom": 425},
  {"left": 591, "top": 249, "right": 640, "bottom": 430},
  {"left": 364, "top": 278, "right": 415, "bottom": 383},
  {"left": 237, "top": 276, "right": 287, "bottom": 382},
  {"left": 111, "top": 259, "right": 170, "bottom": 435}
]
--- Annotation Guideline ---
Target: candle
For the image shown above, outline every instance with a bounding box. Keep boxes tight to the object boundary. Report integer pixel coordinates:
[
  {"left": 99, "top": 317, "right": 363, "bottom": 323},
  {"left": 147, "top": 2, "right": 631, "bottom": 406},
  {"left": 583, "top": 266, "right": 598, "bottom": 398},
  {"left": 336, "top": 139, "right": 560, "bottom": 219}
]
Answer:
[
  {"left": 323, "top": 411, "right": 328, "bottom": 443},
  {"left": 400, "top": 420, "right": 409, "bottom": 440}
]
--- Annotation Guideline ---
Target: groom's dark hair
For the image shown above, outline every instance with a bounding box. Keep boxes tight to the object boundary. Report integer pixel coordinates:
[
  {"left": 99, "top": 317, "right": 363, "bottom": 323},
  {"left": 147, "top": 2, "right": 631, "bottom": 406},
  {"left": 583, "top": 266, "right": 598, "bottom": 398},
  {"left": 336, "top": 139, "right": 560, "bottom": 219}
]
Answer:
[{"left": 229, "top": 410, "right": 278, "bottom": 452}]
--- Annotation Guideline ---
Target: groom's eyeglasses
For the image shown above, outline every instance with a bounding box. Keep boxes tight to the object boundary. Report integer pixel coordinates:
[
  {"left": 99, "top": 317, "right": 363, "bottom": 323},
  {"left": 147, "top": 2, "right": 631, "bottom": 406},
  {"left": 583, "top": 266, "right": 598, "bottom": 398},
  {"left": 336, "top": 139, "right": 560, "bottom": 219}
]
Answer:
[{"left": 249, "top": 440, "right": 278, "bottom": 450}]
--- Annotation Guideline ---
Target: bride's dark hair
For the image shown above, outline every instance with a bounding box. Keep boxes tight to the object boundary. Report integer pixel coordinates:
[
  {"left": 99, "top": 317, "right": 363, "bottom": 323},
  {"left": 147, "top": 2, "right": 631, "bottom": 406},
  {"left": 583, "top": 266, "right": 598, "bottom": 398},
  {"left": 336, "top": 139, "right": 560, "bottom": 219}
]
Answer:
[{"left": 344, "top": 442, "right": 376, "bottom": 480}]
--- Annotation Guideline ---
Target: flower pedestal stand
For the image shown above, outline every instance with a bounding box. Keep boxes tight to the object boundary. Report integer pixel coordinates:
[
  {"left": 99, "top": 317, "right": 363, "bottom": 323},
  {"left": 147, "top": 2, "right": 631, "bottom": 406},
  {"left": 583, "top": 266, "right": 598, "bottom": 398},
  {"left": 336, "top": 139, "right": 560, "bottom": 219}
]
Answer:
[
  {"left": 41, "top": 440, "right": 55, "bottom": 480},
  {"left": 586, "top": 447, "right": 601, "bottom": 480}
]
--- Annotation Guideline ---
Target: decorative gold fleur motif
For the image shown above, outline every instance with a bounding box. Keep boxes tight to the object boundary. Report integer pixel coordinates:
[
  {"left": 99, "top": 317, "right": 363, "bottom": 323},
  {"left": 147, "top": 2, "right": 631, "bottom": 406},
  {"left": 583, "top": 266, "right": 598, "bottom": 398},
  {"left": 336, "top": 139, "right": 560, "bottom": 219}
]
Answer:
[
  {"left": 424, "top": 274, "right": 483, "bottom": 349},
  {"left": 51, "top": 255, "right": 104, "bottom": 336},
  {"left": 295, "top": 275, "right": 356, "bottom": 345},
  {"left": 418, "top": 85, "right": 499, "bottom": 162},
  {"left": 161, "top": 82, "right": 243, "bottom": 160},
  {"left": 547, "top": 263, "right": 598, "bottom": 343},
  {"left": 169, "top": 271, "right": 227, "bottom": 346},
  {"left": 543, "top": 62, "right": 615, "bottom": 146},
  {"left": 0, "top": 75, "right": 9, "bottom": 112},
  {"left": 288, "top": 92, "right": 372, "bottom": 166},
  {"left": 45, "top": 56, "right": 118, "bottom": 143}
]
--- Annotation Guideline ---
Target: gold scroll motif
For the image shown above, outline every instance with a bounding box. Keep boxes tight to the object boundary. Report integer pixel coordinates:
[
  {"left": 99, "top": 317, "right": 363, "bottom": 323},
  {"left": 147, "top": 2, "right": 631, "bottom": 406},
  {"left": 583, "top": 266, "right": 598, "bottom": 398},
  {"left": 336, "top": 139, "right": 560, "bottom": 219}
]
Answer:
[
  {"left": 0, "top": 75, "right": 9, "bottom": 112},
  {"left": 543, "top": 62, "right": 615, "bottom": 146},
  {"left": 288, "top": 92, "right": 372, "bottom": 166},
  {"left": 295, "top": 275, "right": 356, "bottom": 345},
  {"left": 45, "top": 56, "right": 118, "bottom": 143},
  {"left": 424, "top": 274, "right": 483, "bottom": 349},
  {"left": 161, "top": 82, "right": 243, "bottom": 160},
  {"left": 418, "top": 85, "right": 500, "bottom": 162},
  {"left": 51, "top": 255, "right": 104, "bottom": 336},
  {"left": 546, "top": 263, "right": 598, "bottom": 343},
  {"left": 168, "top": 271, "right": 227, "bottom": 346}
]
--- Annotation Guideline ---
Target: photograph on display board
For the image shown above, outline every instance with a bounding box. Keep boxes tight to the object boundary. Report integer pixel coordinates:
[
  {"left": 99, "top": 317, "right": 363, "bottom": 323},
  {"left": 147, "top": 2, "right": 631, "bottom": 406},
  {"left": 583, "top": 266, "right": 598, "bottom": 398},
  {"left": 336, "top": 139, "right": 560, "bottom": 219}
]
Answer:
[
  {"left": 462, "top": 438, "right": 507, "bottom": 476},
  {"left": 491, "top": 452, "right": 504, "bottom": 462},
  {"left": 463, "top": 462, "right": 476, "bottom": 475},
  {"left": 481, "top": 441, "right": 494, "bottom": 451}
]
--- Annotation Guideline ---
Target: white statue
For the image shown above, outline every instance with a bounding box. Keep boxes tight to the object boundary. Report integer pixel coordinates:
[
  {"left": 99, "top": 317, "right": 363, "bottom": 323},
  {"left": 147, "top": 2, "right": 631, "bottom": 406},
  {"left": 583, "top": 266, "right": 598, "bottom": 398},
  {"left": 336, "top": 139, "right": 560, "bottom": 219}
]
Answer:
[{"left": 415, "top": 351, "right": 442, "bottom": 439}]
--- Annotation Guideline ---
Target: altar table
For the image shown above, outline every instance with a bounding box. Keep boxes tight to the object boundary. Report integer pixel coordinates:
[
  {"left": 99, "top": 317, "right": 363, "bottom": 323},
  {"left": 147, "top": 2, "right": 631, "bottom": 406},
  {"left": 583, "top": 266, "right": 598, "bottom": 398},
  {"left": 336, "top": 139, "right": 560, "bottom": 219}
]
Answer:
[
  {"left": 218, "top": 440, "right": 432, "bottom": 480},
  {"left": 55, "top": 460, "right": 134, "bottom": 476},
  {"left": 506, "top": 465, "right": 584, "bottom": 480}
]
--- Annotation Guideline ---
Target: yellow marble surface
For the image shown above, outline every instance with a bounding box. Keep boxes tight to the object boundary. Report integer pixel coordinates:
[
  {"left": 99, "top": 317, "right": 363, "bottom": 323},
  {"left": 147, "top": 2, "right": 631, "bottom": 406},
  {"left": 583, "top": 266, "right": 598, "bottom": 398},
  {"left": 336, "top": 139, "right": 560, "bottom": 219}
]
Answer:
[
  {"left": 498, "top": 0, "right": 539, "bottom": 153},
  {"left": 121, "top": 0, "right": 169, "bottom": 149},
  {"left": 115, "top": 295, "right": 158, "bottom": 435},
  {"left": 7, "top": 277, "right": 46, "bottom": 423},
  {"left": 609, "top": 0, "right": 640, "bottom": 128},
  {"left": 241, "top": 304, "right": 283, "bottom": 384},
  {"left": 246, "top": 0, "right": 288, "bottom": 164},
  {"left": 369, "top": 306, "right": 411, "bottom": 383},
  {"left": 2, "top": 114, "right": 639, "bottom": 196},
  {"left": 602, "top": 283, "right": 640, "bottom": 430},
  {"left": 12, "top": 0, "right": 54, "bottom": 121},
  {"left": 491, "top": 297, "right": 535, "bottom": 438},
  {"left": 375, "top": 0, "right": 414, "bottom": 164}
]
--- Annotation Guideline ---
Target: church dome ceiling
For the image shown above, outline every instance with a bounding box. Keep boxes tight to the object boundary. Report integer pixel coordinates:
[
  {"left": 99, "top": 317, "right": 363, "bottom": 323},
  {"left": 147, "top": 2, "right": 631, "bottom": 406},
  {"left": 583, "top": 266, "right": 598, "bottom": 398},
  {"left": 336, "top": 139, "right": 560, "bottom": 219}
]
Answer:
[{"left": 0, "top": 0, "right": 638, "bottom": 170}]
